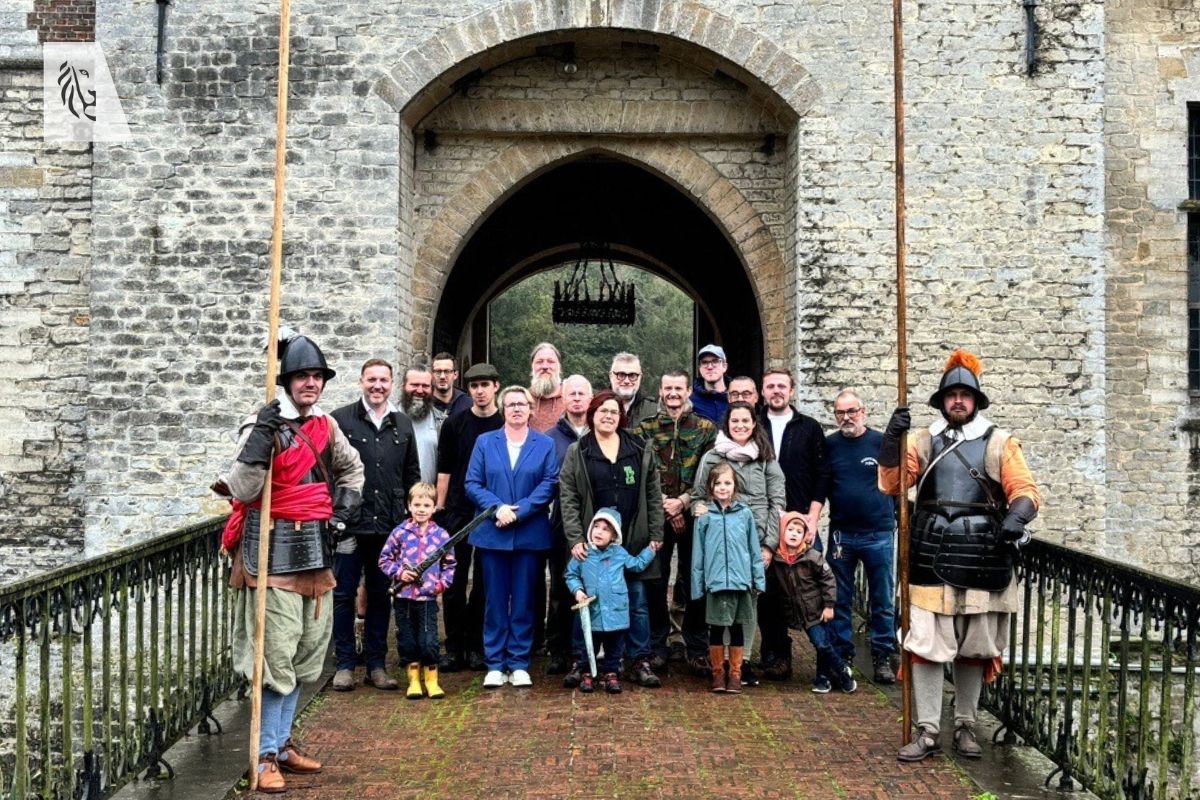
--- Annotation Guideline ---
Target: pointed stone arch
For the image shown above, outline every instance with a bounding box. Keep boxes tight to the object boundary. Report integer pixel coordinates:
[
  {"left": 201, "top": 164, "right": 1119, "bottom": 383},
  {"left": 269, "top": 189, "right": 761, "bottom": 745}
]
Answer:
[{"left": 411, "top": 138, "right": 791, "bottom": 365}]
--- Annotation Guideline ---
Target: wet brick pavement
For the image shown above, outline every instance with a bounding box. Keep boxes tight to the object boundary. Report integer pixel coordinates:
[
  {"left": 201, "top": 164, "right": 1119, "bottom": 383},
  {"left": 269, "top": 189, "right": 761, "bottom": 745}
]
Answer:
[{"left": 276, "top": 650, "right": 977, "bottom": 799}]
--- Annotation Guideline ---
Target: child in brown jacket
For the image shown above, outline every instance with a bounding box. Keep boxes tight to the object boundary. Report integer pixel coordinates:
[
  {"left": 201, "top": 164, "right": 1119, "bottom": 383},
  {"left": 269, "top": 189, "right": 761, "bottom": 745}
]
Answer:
[{"left": 766, "top": 512, "right": 856, "bottom": 694}]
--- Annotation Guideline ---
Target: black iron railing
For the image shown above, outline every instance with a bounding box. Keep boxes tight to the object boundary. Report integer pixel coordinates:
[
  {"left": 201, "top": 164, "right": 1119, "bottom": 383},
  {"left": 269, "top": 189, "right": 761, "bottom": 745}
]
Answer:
[
  {"left": 0, "top": 518, "right": 233, "bottom": 799},
  {"left": 987, "top": 540, "right": 1199, "bottom": 800}
]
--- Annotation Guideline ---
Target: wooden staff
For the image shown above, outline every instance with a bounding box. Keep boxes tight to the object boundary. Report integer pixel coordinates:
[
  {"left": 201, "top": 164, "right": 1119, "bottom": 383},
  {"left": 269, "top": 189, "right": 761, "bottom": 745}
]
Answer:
[
  {"left": 249, "top": 0, "right": 292, "bottom": 788},
  {"left": 892, "top": 0, "right": 913, "bottom": 747}
]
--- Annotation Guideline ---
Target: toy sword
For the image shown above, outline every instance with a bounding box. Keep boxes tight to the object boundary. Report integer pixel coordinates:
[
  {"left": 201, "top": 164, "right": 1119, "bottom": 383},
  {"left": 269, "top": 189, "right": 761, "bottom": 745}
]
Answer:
[
  {"left": 389, "top": 504, "right": 498, "bottom": 596},
  {"left": 572, "top": 595, "right": 597, "bottom": 678}
]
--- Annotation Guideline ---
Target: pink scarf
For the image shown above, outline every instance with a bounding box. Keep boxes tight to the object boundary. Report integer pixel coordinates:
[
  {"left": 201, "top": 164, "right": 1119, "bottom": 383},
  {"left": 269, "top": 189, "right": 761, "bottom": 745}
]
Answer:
[{"left": 713, "top": 432, "right": 759, "bottom": 462}]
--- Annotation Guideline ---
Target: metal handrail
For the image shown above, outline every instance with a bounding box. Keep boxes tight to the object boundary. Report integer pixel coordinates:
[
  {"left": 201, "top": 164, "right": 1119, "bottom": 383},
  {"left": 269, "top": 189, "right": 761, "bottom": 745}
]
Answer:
[{"left": 0, "top": 517, "right": 234, "bottom": 799}]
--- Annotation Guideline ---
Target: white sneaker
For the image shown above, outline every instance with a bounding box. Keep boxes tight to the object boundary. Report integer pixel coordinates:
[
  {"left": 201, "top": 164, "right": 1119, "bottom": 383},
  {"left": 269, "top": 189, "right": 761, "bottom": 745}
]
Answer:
[
  {"left": 482, "top": 670, "right": 506, "bottom": 688},
  {"left": 509, "top": 669, "right": 532, "bottom": 687}
]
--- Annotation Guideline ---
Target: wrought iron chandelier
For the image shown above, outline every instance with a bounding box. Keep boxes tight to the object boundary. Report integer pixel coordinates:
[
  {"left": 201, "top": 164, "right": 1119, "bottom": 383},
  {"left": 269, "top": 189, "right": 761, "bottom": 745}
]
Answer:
[{"left": 552, "top": 242, "right": 636, "bottom": 326}]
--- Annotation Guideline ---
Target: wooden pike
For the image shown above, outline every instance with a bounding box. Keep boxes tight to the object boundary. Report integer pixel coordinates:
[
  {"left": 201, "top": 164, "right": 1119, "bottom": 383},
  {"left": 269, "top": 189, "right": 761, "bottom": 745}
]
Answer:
[
  {"left": 892, "top": 0, "right": 913, "bottom": 747},
  {"left": 249, "top": 0, "right": 292, "bottom": 788}
]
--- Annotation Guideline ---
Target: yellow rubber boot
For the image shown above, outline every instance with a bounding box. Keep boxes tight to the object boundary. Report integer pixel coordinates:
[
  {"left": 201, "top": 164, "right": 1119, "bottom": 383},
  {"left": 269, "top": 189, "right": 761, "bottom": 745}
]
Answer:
[
  {"left": 423, "top": 665, "right": 445, "bottom": 699},
  {"left": 405, "top": 662, "right": 423, "bottom": 699}
]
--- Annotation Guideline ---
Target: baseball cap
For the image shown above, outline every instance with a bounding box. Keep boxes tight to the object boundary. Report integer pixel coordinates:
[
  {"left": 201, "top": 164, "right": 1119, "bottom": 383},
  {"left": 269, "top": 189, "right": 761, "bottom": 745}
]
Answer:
[{"left": 697, "top": 344, "right": 726, "bottom": 362}]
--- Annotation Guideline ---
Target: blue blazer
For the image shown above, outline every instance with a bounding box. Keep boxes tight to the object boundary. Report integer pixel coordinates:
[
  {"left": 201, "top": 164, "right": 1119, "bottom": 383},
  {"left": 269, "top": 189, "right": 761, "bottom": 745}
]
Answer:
[{"left": 465, "top": 428, "right": 559, "bottom": 552}]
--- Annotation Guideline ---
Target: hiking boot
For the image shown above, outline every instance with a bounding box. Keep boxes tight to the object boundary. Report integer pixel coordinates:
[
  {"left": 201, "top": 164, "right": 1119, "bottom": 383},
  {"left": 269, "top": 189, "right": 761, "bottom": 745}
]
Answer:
[
  {"left": 759, "top": 657, "right": 792, "bottom": 682},
  {"left": 632, "top": 660, "right": 662, "bottom": 688},
  {"left": 253, "top": 754, "right": 286, "bottom": 793},
  {"left": 438, "top": 652, "right": 463, "bottom": 673},
  {"left": 562, "top": 661, "right": 583, "bottom": 689},
  {"left": 953, "top": 724, "right": 983, "bottom": 758},
  {"left": 546, "top": 653, "right": 569, "bottom": 674},
  {"left": 331, "top": 668, "right": 355, "bottom": 692},
  {"left": 687, "top": 652, "right": 712, "bottom": 677},
  {"left": 278, "top": 740, "right": 322, "bottom": 774},
  {"left": 898, "top": 727, "right": 942, "bottom": 762},
  {"left": 579, "top": 672, "right": 595, "bottom": 693},
  {"left": 709, "top": 645, "right": 727, "bottom": 693},
  {"left": 811, "top": 674, "right": 832, "bottom": 694},
  {"left": 423, "top": 665, "right": 445, "bottom": 700},
  {"left": 838, "top": 665, "right": 858, "bottom": 693},
  {"left": 873, "top": 653, "right": 897, "bottom": 684},
  {"left": 366, "top": 667, "right": 398, "bottom": 691},
  {"left": 604, "top": 672, "right": 623, "bottom": 694}
]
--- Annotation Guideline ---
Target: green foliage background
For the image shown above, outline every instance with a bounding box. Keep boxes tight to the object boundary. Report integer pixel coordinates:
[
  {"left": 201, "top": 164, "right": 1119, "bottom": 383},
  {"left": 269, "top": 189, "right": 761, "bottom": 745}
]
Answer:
[{"left": 489, "top": 264, "right": 694, "bottom": 391}]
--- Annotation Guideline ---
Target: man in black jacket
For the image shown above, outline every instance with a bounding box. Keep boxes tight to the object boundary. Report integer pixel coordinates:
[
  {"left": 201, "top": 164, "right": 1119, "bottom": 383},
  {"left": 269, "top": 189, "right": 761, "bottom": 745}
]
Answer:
[
  {"left": 756, "top": 367, "right": 831, "bottom": 679},
  {"left": 329, "top": 358, "right": 422, "bottom": 692}
]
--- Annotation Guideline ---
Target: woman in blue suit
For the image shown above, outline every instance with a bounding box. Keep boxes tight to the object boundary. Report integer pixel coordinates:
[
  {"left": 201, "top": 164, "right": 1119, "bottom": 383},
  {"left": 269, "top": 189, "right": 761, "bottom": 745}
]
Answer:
[{"left": 465, "top": 385, "right": 559, "bottom": 688}]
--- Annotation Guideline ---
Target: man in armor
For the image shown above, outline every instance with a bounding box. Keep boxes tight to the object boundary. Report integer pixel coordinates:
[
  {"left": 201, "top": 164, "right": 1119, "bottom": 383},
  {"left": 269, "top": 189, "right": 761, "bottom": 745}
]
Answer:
[
  {"left": 878, "top": 349, "right": 1040, "bottom": 762},
  {"left": 217, "top": 334, "right": 363, "bottom": 792}
]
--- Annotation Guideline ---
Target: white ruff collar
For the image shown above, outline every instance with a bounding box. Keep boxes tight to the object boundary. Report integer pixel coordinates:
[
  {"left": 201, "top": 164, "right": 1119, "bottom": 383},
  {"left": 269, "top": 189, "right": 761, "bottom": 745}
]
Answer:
[
  {"left": 278, "top": 392, "right": 326, "bottom": 420},
  {"left": 929, "top": 413, "right": 992, "bottom": 442}
]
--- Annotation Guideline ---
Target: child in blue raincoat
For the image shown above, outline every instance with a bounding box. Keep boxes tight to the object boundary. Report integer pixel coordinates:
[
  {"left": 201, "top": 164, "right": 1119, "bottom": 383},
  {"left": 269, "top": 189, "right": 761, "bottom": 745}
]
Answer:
[{"left": 565, "top": 507, "right": 660, "bottom": 694}]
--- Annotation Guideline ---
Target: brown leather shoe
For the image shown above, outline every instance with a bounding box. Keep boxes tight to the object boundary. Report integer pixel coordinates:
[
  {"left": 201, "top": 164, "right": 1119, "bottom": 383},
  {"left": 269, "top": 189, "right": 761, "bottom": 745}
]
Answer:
[
  {"left": 365, "top": 666, "right": 398, "bottom": 691},
  {"left": 953, "top": 724, "right": 983, "bottom": 758},
  {"left": 278, "top": 740, "right": 322, "bottom": 774},
  {"left": 253, "top": 754, "right": 287, "bottom": 793}
]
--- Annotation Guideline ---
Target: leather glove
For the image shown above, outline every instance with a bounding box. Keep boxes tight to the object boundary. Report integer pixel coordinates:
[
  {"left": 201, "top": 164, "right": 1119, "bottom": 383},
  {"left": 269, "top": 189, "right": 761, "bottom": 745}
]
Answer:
[
  {"left": 877, "top": 406, "right": 911, "bottom": 468},
  {"left": 1001, "top": 496, "right": 1037, "bottom": 545},
  {"left": 330, "top": 487, "right": 363, "bottom": 542},
  {"left": 236, "top": 400, "right": 283, "bottom": 466}
]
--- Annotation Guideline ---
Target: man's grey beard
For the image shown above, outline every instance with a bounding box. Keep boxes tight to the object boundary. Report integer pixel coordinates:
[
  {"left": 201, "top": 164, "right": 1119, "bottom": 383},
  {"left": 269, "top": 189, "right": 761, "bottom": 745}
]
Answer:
[
  {"left": 615, "top": 385, "right": 637, "bottom": 401},
  {"left": 402, "top": 393, "right": 431, "bottom": 421},
  {"left": 530, "top": 372, "right": 560, "bottom": 398}
]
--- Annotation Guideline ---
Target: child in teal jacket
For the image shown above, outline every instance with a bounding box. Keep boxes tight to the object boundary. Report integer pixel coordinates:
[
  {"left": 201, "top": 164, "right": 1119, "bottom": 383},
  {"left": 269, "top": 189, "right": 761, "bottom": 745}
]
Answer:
[
  {"left": 565, "top": 507, "right": 658, "bottom": 694},
  {"left": 692, "top": 462, "right": 766, "bottom": 693}
]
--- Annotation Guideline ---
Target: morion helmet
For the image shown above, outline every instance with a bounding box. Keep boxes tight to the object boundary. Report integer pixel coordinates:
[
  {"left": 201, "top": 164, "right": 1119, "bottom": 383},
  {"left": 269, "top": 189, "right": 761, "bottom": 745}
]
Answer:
[
  {"left": 276, "top": 334, "right": 336, "bottom": 386},
  {"left": 928, "top": 349, "right": 989, "bottom": 411}
]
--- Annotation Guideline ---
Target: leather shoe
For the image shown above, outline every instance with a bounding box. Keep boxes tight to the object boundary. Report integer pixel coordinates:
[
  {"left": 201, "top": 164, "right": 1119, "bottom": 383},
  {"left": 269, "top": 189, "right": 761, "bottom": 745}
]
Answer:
[
  {"left": 546, "top": 653, "right": 569, "bottom": 674},
  {"left": 331, "top": 668, "right": 355, "bottom": 692},
  {"left": 365, "top": 667, "right": 398, "bottom": 691},
  {"left": 278, "top": 740, "right": 322, "bottom": 774},
  {"left": 438, "top": 652, "right": 462, "bottom": 673},
  {"left": 253, "top": 754, "right": 287, "bottom": 793},
  {"left": 631, "top": 660, "right": 661, "bottom": 688},
  {"left": 467, "top": 651, "right": 487, "bottom": 671},
  {"left": 953, "top": 724, "right": 983, "bottom": 758},
  {"left": 562, "top": 661, "right": 583, "bottom": 688},
  {"left": 898, "top": 727, "right": 942, "bottom": 762}
]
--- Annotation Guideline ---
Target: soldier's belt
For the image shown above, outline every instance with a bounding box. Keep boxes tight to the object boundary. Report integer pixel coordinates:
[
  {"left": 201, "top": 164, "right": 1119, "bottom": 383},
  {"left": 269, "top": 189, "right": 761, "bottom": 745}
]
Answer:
[{"left": 241, "top": 509, "right": 332, "bottom": 576}]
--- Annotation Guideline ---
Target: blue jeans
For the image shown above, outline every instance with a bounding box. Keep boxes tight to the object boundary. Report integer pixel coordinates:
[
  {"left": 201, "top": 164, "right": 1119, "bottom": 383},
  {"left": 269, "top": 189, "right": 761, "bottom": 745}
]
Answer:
[
  {"left": 258, "top": 685, "right": 301, "bottom": 756},
  {"left": 333, "top": 535, "right": 390, "bottom": 671},
  {"left": 826, "top": 529, "right": 896, "bottom": 661},
  {"left": 624, "top": 577, "right": 652, "bottom": 662},
  {"left": 805, "top": 621, "right": 847, "bottom": 682},
  {"left": 394, "top": 598, "right": 440, "bottom": 666}
]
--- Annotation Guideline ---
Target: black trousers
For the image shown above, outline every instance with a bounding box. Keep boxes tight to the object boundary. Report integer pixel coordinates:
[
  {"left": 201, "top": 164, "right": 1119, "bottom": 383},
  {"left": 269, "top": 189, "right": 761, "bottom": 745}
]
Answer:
[
  {"left": 440, "top": 516, "right": 485, "bottom": 659},
  {"left": 647, "top": 516, "right": 708, "bottom": 660},
  {"left": 543, "top": 542, "right": 574, "bottom": 659}
]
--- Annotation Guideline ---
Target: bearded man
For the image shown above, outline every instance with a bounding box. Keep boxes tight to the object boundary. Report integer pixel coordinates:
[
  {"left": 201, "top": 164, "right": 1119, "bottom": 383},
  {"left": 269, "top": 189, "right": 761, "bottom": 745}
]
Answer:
[
  {"left": 529, "top": 342, "right": 565, "bottom": 432},
  {"left": 878, "top": 350, "right": 1041, "bottom": 762},
  {"left": 609, "top": 352, "right": 656, "bottom": 429},
  {"left": 399, "top": 362, "right": 445, "bottom": 483},
  {"left": 218, "top": 334, "right": 363, "bottom": 792}
]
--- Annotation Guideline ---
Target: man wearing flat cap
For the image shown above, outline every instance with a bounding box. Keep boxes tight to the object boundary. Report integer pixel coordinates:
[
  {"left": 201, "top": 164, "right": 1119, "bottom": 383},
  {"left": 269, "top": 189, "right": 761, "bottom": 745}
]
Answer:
[{"left": 878, "top": 349, "right": 1041, "bottom": 763}]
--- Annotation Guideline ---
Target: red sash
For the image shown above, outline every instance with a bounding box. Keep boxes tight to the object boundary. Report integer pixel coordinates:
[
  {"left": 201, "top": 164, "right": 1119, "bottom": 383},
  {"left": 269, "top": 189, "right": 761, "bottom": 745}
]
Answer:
[{"left": 221, "top": 416, "right": 334, "bottom": 551}]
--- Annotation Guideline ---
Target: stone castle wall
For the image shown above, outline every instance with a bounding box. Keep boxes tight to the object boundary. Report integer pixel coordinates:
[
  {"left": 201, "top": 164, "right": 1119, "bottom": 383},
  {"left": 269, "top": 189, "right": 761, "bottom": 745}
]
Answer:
[{"left": 0, "top": 0, "right": 1195, "bottom": 583}]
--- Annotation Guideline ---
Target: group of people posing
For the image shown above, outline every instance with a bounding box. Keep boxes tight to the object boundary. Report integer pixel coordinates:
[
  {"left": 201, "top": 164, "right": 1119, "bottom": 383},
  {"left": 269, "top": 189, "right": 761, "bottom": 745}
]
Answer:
[{"left": 218, "top": 334, "right": 1041, "bottom": 792}]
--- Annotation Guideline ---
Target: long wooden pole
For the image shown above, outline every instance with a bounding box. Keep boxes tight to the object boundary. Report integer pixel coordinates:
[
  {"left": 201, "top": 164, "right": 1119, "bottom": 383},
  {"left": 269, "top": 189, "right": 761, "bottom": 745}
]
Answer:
[
  {"left": 892, "top": 0, "right": 913, "bottom": 747},
  {"left": 249, "top": 0, "right": 292, "bottom": 788}
]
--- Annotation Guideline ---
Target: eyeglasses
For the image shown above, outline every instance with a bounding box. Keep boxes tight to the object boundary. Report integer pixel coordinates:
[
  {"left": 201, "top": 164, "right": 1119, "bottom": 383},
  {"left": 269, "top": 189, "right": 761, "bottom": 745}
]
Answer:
[
  {"left": 432, "top": 369, "right": 455, "bottom": 376},
  {"left": 611, "top": 371, "right": 641, "bottom": 382},
  {"left": 698, "top": 359, "right": 724, "bottom": 368},
  {"left": 728, "top": 390, "right": 757, "bottom": 400},
  {"left": 505, "top": 401, "right": 530, "bottom": 409},
  {"left": 595, "top": 408, "right": 621, "bottom": 417},
  {"left": 833, "top": 407, "right": 863, "bottom": 419}
]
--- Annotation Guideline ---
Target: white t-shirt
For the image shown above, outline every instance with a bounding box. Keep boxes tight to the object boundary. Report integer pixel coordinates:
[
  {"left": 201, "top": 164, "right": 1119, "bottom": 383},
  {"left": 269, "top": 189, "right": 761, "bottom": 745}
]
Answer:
[
  {"left": 768, "top": 411, "right": 791, "bottom": 458},
  {"left": 507, "top": 437, "right": 524, "bottom": 469}
]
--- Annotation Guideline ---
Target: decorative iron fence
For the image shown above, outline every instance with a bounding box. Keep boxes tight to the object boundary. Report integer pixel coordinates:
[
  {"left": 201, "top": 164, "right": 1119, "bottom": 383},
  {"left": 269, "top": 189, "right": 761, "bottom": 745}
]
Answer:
[
  {"left": 986, "top": 539, "right": 1199, "bottom": 800},
  {"left": 0, "top": 518, "right": 233, "bottom": 800}
]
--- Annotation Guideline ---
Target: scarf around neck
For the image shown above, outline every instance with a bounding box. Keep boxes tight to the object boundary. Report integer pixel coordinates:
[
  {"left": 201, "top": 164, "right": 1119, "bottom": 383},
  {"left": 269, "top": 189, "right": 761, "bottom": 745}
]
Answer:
[{"left": 713, "top": 431, "right": 759, "bottom": 462}]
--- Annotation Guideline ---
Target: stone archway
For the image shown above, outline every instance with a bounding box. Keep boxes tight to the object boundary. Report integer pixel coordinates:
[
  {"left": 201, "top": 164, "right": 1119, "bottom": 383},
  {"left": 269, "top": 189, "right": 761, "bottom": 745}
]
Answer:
[
  {"left": 410, "top": 139, "right": 791, "bottom": 367},
  {"left": 375, "top": 0, "right": 821, "bottom": 123}
]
